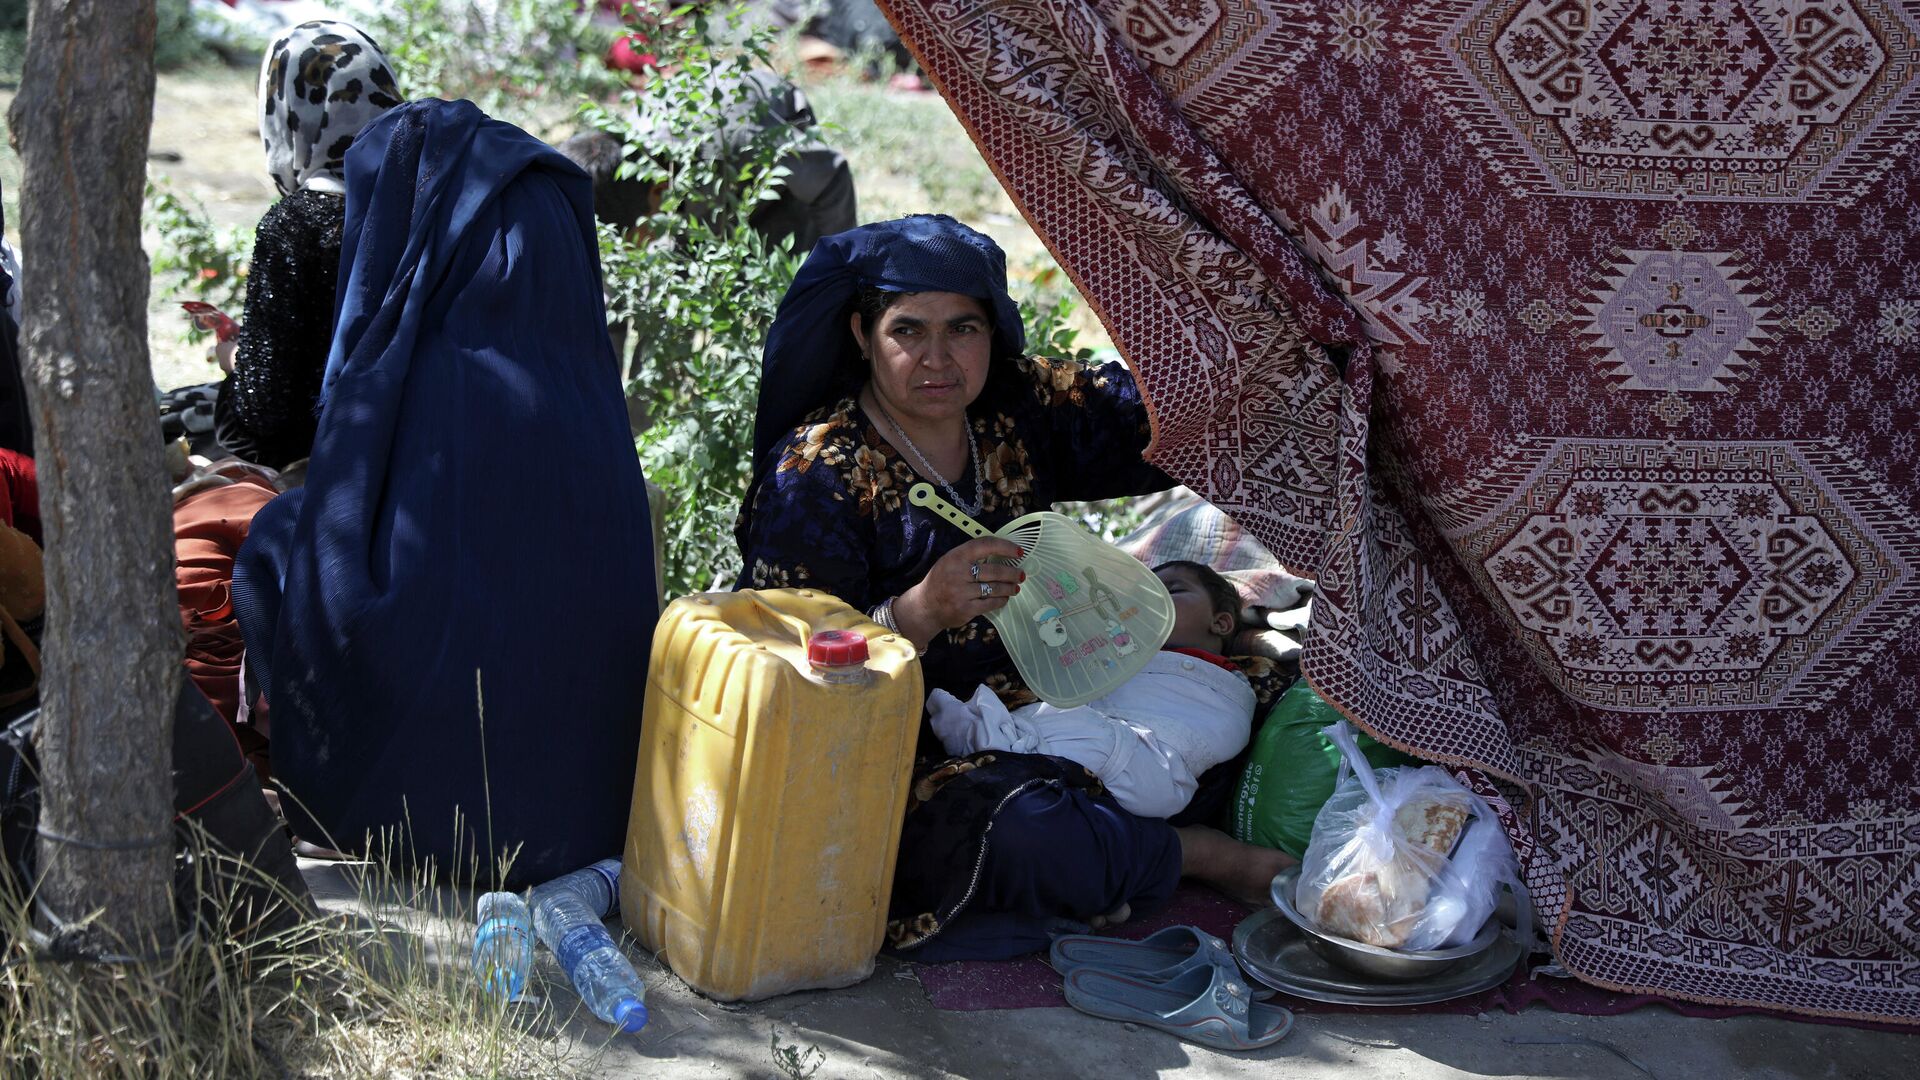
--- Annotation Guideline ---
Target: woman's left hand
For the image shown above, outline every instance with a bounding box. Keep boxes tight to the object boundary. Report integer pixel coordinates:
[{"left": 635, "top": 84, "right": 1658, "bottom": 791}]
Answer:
[{"left": 893, "top": 536, "right": 1026, "bottom": 651}]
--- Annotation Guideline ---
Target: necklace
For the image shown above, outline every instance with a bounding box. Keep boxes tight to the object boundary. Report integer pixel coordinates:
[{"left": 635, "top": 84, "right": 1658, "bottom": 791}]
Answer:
[{"left": 871, "top": 397, "right": 986, "bottom": 517}]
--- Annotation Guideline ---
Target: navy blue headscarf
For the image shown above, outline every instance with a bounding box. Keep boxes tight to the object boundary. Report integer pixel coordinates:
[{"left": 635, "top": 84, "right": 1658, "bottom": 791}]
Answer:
[
  {"left": 233, "top": 100, "right": 657, "bottom": 888},
  {"left": 750, "top": 214, "right": 1025, "bottom": 478}
]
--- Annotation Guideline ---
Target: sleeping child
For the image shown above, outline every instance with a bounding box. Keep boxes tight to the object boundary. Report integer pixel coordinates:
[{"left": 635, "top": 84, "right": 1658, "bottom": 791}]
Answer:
[{"left": 926, "top": 560, "right": 1256, "bottom": 819}]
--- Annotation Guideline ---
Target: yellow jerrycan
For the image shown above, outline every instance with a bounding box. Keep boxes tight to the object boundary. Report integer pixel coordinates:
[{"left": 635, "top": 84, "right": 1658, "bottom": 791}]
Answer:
[{"left": 620, "top": 588, "right": 923, "bottom": 1001}]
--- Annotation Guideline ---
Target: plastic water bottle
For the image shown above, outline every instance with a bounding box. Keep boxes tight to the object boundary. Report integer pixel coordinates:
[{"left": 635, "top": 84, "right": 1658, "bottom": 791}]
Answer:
[
  {"left": 531, "top": 859, "right": 649, "bottom": 1033},
  {"left": 472, "top": 891, "right": 534, "bottom": 1002}
]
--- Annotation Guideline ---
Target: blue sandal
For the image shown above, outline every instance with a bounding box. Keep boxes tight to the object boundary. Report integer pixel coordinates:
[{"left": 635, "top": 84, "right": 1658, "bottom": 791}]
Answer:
[
  {"left": 1050, "top": 925, "right": 1232, "bottom": 980},
  {"left": 1063, "top": 956, "right": 1294, "bottom": 1052},
  {"left": 1051, "top": 924, "right": 1275, "bottom": 1000}
]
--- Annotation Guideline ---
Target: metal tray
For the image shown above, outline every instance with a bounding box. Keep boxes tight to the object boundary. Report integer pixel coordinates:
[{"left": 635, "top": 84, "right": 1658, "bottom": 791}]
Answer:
[
  {"left": 1270, "top": 865, "right": 1502, "bottom": 980},
  {"left": 1231, "top": 907, "right": 1525, "bottom": 1006}
]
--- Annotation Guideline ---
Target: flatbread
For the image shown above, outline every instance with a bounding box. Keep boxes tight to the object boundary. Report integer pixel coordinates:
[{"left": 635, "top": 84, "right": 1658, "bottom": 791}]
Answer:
[
  {"left": 1314, "top": 863, "right": 1432, "bottom": 948},
  {"left": 1312, "top": 791, "right": 1473, "bottom": 947},
  {"left": 1393, "top": 793, "right": 1472, "bottom": 856}
]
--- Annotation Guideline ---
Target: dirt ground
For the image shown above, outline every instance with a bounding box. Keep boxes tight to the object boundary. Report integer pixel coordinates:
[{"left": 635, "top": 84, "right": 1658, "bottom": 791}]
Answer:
[
  {"left": 144, "top": 69, "right": 284, "bottom": 391},
  {"left": 298, "top": 857, "right": 1919, "bottom": 1080},
  {"left": 1, "top": 68, "right": 271, "bottom": 392}
]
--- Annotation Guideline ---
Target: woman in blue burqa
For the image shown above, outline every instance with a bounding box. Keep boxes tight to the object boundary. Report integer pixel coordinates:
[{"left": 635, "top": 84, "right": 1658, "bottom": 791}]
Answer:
[
  {"left": 234, "top": 99, "right": 656, "bottom": 888},
  {"left": 738, "top": 215, "right": 1292, "bottom": 960}
]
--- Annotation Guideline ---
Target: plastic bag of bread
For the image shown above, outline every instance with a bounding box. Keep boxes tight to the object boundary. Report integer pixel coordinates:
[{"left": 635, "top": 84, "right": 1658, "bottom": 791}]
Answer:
[{"left": 1293, "top": 721, "right": 1518, "bottom": 951}]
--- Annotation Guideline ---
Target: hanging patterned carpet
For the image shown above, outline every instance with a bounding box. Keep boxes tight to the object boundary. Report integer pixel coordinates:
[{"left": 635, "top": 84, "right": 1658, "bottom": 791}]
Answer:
[{"left": 877, "top": 0, "right": 1920, "bottom": 1022}]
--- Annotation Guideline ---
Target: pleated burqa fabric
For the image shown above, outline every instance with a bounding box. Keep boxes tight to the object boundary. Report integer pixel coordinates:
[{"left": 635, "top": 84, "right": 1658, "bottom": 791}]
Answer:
[{"left": 236, "top": 100, "right": 657, "bottom": 888}]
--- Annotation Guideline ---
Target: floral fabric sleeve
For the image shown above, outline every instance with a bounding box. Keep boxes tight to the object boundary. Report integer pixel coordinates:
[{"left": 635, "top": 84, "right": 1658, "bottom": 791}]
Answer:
[
  {"left": 739, "top": 427, "right": 876, "bottom": 612},
  {"left": 1020, "top": 357, "right": 1174, "bottom": 503},
  {"left": 1228, "top": 654, "right": 1296, "bottom": 715}
]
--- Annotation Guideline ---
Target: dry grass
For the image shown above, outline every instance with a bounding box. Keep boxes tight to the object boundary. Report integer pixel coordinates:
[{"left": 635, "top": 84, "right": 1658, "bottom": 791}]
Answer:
[{"left": 1, "top": 823, "right": 596, "bottom": 1079}]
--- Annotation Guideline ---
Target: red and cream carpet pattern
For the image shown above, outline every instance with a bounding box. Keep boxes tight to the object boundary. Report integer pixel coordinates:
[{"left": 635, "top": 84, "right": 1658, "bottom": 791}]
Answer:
[{"left": 880, "top": 0, "right": 1920, "bottom": 1021}]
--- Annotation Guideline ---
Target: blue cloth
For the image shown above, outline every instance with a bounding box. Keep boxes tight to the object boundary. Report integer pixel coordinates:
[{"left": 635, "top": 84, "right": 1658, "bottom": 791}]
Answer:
[
  {"left": 882, "top": 751, "right": 1183, "bottom": 961},
  {"left": 898, "top": 777, "right": 1182, "bottom": 963},
  {"left": 748, "top": 214, "right": 1025, "bottom": 486},
  {"left": 233, "top": 100, "right": 656, "bottom": 888}
]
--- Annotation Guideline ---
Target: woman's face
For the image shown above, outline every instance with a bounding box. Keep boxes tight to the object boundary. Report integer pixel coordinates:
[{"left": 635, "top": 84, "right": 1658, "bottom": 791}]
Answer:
[{"left": 851, "top": 292, "right": 993, "bottom": 429}]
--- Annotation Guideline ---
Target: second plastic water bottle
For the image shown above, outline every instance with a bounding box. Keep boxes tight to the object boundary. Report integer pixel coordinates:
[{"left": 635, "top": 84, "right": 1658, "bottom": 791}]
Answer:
[
  {"left": 473, "top": 891, "right": 534, "bottom": 1002},
  {"left": 531, "top": 859, "right": 649, "bottom": 1033}
]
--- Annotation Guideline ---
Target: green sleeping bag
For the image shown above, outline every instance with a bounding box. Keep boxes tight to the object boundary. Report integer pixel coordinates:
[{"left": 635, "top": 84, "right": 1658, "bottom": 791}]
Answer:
[{"left": 1231, "top": 681, "right": 1418, "bottom": 857}]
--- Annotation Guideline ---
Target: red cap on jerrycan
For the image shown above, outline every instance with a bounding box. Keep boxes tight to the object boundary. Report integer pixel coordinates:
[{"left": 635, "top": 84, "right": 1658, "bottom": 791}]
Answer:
[{"left": 807, "top": 630, "right": 871, "bottom": 684}]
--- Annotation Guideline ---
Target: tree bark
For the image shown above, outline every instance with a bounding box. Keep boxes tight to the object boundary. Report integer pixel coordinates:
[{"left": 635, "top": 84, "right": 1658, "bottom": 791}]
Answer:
[{"left": 8, "top": 0, "right": 180, "bottom": 953}]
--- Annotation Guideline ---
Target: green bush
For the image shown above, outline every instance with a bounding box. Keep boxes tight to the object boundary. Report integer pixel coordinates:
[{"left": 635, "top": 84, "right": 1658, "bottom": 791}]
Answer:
[
  {"left": 1020, "top": 288, "right": 1097, "bottom": 366},
  {"left": 0, "top": 0, "right": 22, "bottom": 83},
  {"left": 146, "top": 181, "right": 253, "bottom": 343},
  {"left": 156, "top": 0, "right": 207, "bottom": 72},
  {"left": 587, "top": 9, "right": 808, "bottom": 597},
  {"left": 367, "top": 0, "right": 625, "bottom": 136}
]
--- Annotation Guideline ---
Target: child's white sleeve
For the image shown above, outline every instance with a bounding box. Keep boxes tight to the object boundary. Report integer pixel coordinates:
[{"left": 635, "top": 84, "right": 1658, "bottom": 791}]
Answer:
[
  {"left": 927, "top": 685, "right": 1035, "bottom": 757},
  {"left": 1099, "top": 723, "right": 1200, "bottom": 819},
  {"left": 926, "top": 687, "right": 1201, "bottom": 819}
]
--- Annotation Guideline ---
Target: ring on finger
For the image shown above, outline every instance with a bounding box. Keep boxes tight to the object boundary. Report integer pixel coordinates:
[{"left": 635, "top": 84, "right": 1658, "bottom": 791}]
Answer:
[
  {"left": 969, "top": 562, "right": 981, "bottom": 580},
  {"left": 979, "top": 581, "right": 993, "bottom": 598}
]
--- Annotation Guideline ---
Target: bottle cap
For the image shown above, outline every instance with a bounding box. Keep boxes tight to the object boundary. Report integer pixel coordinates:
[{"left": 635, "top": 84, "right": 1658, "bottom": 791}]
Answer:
[
  {"left": 614, "top": 997, "right": 649, "bottom": 1033},
  {"left": 807, "top": 629, "right": 869, "bottom": 667}
]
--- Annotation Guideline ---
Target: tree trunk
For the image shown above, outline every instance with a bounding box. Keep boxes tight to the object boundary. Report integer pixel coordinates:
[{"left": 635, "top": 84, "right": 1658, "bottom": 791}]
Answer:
[{"left": 8, "top": 0, "right": 179, "bottom": 953}]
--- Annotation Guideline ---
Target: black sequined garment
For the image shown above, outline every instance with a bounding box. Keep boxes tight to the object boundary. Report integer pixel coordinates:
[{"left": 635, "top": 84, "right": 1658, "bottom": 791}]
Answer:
[{"left": 217, "top": 188, "right": 344, "bottom": 468}]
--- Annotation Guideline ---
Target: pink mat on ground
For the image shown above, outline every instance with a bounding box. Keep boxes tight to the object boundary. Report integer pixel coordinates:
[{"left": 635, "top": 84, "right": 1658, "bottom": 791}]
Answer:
[{"left": 911, "top": 885, "right": 1920, "bottom": 1034}]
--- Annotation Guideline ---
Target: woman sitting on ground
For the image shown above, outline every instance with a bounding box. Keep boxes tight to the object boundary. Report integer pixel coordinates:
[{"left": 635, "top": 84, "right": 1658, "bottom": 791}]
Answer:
[
  {"left": 233, "top": 96, "right": 659, "bottom": 888},
  {"left": 736, "top": 215, "right": 1292, "bottom": 962},
  {"left": 212, "top": 20, "right": 403, "bottom": 469}
]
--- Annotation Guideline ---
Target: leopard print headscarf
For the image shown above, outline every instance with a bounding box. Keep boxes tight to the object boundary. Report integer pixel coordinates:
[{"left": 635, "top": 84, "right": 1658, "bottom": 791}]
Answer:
[{"left": 258, "top": 21, "right": 403, "bottom": 197}]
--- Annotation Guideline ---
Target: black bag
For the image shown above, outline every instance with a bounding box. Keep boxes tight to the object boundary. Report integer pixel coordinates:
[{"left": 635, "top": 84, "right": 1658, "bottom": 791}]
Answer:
[
  {"left": 0, "top": 685, "right": 312, "bottom": 945},
  {"left": 0, "top": 705, "right": 37, "bottom": 899}
]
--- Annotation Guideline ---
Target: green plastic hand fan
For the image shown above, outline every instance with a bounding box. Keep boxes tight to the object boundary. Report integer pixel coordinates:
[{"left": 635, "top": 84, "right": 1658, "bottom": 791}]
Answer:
[{"left": 909, "top": 483, "right": 1175, "bottom": 708}]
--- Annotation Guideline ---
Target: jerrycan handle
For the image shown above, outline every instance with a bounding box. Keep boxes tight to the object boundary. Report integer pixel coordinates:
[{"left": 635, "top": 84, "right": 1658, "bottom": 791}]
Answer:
[{"left": 743, "top": 591, "right": 824, "bottom": 650}]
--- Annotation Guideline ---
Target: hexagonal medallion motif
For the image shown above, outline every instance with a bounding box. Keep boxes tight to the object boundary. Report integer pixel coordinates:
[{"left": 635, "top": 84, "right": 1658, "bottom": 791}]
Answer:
[
  {"left": 1443, "top": 440, "right": 1920, "bottom": 712},
  {"left": 1579, "top": 248, "right": 1776, "bottom": 395},
  {"left": 1424, "top": 0, "right": 1920, "bottom": 202}
]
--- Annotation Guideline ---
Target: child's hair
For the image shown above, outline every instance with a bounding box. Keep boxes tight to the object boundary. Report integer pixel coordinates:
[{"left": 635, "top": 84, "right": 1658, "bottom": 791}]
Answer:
[{"left": 1153, "top": 560, "right": 1241, "bottom": 621}]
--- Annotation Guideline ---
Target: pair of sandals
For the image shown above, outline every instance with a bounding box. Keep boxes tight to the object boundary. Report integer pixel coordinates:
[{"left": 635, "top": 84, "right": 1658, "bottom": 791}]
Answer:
[{"left": 1050, "top": 925, "right": 1294, "bottom": 1052}]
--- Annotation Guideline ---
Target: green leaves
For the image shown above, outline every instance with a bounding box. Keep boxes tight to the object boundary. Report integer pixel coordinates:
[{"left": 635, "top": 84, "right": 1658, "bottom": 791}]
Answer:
[
  {"left": 366, "top": 0, "right": 625, "bottom": 129},
  {"left": 145, "top": 182, "right": 253, "bottom": 341},
  {"left": 1020, "top": 294, "right": 1097, "bottom": 365},
  {"left": 592, "top": 11, "right": 806, "bottom": 598}
]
